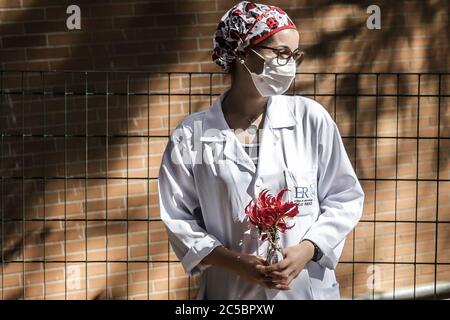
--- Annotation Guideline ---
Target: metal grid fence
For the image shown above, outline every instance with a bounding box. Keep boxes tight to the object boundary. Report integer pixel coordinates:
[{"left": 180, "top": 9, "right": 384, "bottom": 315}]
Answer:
[{"left": 0, "top": 70, "right": 449, "bottom": 299}]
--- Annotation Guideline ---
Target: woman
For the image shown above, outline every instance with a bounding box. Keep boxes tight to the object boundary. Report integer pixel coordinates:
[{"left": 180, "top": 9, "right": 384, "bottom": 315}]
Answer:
[{"left": 158, "top": 1, "right": 365, "bottom": 300}]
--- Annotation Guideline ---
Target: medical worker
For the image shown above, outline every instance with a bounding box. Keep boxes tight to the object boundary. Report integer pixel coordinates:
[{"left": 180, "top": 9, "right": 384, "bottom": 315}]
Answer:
[{"left": 158, "top": 1, "right": 365, "bottom": 300}]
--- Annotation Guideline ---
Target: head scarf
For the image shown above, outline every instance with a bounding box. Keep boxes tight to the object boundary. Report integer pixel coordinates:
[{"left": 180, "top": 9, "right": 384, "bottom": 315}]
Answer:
[{"left": 212, "top": 1, "right": 297, "bottom": 72}]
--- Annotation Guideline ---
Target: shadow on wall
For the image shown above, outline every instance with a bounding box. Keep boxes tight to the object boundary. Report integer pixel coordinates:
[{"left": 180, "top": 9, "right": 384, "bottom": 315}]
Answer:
[{"left": 0, "top": 0, "right": 449, "bottom": 299}]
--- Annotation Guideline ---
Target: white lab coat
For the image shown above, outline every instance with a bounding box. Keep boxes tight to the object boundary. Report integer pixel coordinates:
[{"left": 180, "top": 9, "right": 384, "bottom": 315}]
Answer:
[{"left": 157, "top": 90, "right": 365, "bottom": 300}]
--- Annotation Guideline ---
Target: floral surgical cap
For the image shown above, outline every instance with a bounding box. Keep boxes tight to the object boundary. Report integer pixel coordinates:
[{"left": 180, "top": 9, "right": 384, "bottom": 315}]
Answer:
[{"left": 212, "top": 1, "right": 297, "bottom": 72}]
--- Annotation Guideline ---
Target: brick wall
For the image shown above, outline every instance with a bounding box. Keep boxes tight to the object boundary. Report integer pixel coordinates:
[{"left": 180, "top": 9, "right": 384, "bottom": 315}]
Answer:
[
  {"left": 1, "top": 0, "right": 449, "bottom": 72},
  {"left": 0, "top": 0, "right": 449, "bottom": 299}
]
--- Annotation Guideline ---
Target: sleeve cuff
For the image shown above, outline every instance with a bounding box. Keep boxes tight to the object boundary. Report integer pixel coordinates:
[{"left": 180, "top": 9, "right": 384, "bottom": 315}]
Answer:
[
  {"left": 181, "top": 234, "right": 223, "bottom": 276},
  {"left": 302, "top": 232, "right": 340, "bottom": 270}
]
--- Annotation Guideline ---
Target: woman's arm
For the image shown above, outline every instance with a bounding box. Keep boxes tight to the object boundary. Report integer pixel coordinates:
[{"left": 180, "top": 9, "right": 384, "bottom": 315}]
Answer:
[
  {"left": 201, "top": 245, "right": 238, "bottom": 271},
  {"left": 301, "top": 113, "right": 365, "bottom": 270},
  {"left": 158, "top": 126, "right": 223, "bottom": 277}
]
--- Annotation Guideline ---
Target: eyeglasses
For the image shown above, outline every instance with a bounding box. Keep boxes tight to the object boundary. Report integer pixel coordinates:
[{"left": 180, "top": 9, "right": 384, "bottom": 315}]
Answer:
[{"left": 253, "top": 45, "right": 305, "bottom": 66}]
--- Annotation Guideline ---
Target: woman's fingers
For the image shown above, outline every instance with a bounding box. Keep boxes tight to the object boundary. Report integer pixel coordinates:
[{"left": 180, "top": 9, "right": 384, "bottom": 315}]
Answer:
[
  {"left": 250, "top": 255, "right": 294, "bottom": 290},
  {"left": 261, "top": 278, "right": 290, "bottom": 290},
  {"left": 261, "top": 276, "right": 284, "bottom": 284},
  {"left": 275, "top": 283, "right": 290, "bottom": 290},
  {"left": 259, "top": 258, "right": 290, "bottom": 273},
  {"left": 265, "top": 270, "right": 289, "bottom": 280},
  {"left": 257, "top": 272, "right": 290, "bottom": 290}
]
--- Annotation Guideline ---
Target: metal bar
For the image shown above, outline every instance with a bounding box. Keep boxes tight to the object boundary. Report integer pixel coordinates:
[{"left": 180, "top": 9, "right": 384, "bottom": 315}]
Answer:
[
  {"left": 21, "top": 71, "right": 25, "bottom": 300},
  {"left": 2, "top": 90, "right": 450, "bottom": 99},
  {"left": 126, "top": 74, "right": 130, "bottom": 300},
  {"left": 64, "top": 74, "right": 68, "bottom": 300},
  {"left": 188, "top": 73, "right": 192, "bottom": 300},
  {"left": 106, "top": 72, "right": 109, "bottom": 300},
  {"left": 0, "top": 70, "right": 3, "bottom": 300},
  {"left": 167, "top": 73, "right": 171, "bottom": 300},
  {"left": 352, "top": 73, "right": 358, "bottom": 300},
  {"left": 2, "top": 218, "right": 450, "bottom": 223},
  {"left": 147, "top": 73, "right": 150, "bottom": 301},
  {"left": 3, "top": 133, "right": 450, "bottom": 140},
  {"left": 372, "top": 74, "right": 379, "bottom": 300},
  {"left": 3, "top": 260, "right": 450, "bottom": 265},
  {"left": 42, "top": 71, "right": 47, "bottom": 300},
  {"left": 4, "top": 176, "right": 450, "bottom": 181},
  {"left": 313, "top": 73, "right": 316, "bottom": 101},
  {"left": 1, "top": 69, "right": 449, "bottom": 75},
  {"left": 434, "top": 74, "right": 442, "bottom": 296},
  {"left": 413, "top": 74, "right": 421, "bottom": 299},
  {"left": 393, "top": 73, "right": 400, "bottom": 299},
  {"left": 84, "top": 72, "right": 88, "bottom": 300}
]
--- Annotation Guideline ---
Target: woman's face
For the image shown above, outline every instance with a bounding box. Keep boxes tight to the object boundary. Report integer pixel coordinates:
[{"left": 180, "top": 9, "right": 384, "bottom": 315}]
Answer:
[{"left": 242, "top": 28, "right": 300, "bottom": 75}]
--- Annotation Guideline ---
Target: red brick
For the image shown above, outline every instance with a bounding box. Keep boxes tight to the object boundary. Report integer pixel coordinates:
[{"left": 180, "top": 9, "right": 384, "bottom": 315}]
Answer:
[
  {"left": 27, "top": 47, "right": 70, "bottom": 60},
  {"left": 174, "top": 1, "right": 216, "bottom": 13},
  {"left": 47, "top": 33, "right": 91, "bottom": 45},
  {"left": 0, "top": 9, "right": 45, "bottom": 22},
  {"left": 154, "top": 14, "right": 197, "bottom": 27},
  {"left": 0, "top": 48, "right": 26, "bottom": 62},
  {"left": 2, "top": 35, "right": 47, "bottom": 48},
  {"left": 90, "top": 4, "right": 134, "bottom": 17},
  {"left": 114, "top": 16, "right": 155, "bottom": 29},
  {"left": 0, "top": 0, "right": 20, "bottom": 8},
  {"left": 137, "top": 53, "right": 178, "bottom": 66},
  {"left": 133, "top": 2, "right": 176, "bottom": 15},
  {"left": 24, "top": 21, "right": 69, "bottom": 33},
  {"left": 82, "top": 18, "right": 113, "bottom": 30}
]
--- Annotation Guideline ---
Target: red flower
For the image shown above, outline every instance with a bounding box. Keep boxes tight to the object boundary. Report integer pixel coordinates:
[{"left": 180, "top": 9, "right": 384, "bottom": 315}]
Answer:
[{"left": 244, "top": 188, "right": 300, "bottom": 241}]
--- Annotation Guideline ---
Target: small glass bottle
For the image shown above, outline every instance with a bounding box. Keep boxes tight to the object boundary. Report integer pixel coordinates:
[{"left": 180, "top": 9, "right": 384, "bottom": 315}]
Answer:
[{"left": 266, "top": 230, "right": 284, "bottom": 265}]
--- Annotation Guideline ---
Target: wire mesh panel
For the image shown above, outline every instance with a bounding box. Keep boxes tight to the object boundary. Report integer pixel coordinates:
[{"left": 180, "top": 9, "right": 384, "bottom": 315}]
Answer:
[{"left": 0, "top": 71, "right": 449, "bottom": 300}]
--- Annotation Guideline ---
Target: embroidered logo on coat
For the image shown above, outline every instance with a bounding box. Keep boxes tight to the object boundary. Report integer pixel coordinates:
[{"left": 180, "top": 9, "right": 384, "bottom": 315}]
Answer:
[{"left": 292, "top": 183, "right": 316, "bottom": 206}]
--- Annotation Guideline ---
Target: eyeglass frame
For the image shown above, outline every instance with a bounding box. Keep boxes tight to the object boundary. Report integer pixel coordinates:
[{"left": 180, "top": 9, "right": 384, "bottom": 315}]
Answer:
[{"left": 252, "top": 45, "right": 305, "bottom": 66}]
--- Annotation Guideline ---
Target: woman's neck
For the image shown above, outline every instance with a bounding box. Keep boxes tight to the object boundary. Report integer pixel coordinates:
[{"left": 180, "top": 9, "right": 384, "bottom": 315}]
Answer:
[{"left": 222, "top": 84, "right": 269, "bottom": 118}]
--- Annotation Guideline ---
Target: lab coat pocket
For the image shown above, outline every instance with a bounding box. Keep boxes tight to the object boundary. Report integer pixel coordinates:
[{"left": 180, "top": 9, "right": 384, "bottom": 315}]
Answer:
[
  {"left": 310, "top": 281, "right": 340, "bottom": 300},
  {"left": 283, "top": 168, "right": 318, "bottom": 217}
]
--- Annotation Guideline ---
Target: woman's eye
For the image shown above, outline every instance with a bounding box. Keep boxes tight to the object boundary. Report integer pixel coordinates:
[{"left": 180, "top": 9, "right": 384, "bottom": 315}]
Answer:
[{"left": 278, "top": 50, "right": 292, "bottom": 58}]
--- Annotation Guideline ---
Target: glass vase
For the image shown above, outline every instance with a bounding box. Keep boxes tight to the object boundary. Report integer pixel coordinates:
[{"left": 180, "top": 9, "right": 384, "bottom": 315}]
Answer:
[{"left": 266, "top": 230, "right": 284, "bottom": 265}]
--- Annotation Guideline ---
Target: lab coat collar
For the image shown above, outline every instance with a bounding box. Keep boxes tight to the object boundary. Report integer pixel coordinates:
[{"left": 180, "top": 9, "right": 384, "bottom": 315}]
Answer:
[
  {"left": 198, "top": 90, "right": 297, "bottom": 175},
  {"left": 200, "top": 90, "right": 298, "bottom": 141}
]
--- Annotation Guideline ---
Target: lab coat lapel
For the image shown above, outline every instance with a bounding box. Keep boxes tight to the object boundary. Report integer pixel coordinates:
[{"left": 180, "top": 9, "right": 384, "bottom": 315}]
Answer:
[
  {"left": 200, "top": 92, "right": 256, "bottom": 174},
  {"left": 222, "top": 136, "right": 256, "bottom": 173},
  {"left": 200, "top": 93, "right": 298, "bottom": 178},
  {"left": 254, "top": 95, "right": 298, "bottom": 179}
]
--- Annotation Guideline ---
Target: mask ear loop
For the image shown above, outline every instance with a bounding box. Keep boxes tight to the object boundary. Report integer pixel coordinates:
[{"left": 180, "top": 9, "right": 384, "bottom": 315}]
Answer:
[
  {"left": 239, "top": 47, "right": 269, "bottom": 75},
  {"left": 239, "top": 57, "right": 255, "bottom": 76},
  {"left": 250, "top": 48, "right": 267, "bottom": 62},
  {"left": 252, "top": 48, "right": 284, "bottom": 72}
]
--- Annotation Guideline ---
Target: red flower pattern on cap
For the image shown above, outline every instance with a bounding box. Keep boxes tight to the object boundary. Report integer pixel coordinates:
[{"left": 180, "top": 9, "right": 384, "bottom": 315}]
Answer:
[{"left": 212, "top": 1, "right": 297, "bottom": 71}]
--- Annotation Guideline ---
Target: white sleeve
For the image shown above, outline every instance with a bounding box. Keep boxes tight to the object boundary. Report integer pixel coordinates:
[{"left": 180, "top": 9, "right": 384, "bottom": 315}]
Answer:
[
  {"left": 303, "top": 116, "right": 365, "bottom": 270},
  {"left": 158, "top": 126, "right": 223, "bottom": 276}
]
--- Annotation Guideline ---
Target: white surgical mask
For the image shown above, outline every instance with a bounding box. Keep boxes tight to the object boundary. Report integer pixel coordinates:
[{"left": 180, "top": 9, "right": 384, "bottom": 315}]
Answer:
[{"left": 241, "top": 48, "right": 296, "bottom": 96}]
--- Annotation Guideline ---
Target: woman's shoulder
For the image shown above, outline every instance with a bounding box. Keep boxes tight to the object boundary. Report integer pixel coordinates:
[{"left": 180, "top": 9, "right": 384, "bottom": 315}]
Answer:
[
  {"left": 170, "top": 108, "right": 209, "bottom": 140},
  {"left": 284, "top": 95, "right": 336, "bottom": 129}
]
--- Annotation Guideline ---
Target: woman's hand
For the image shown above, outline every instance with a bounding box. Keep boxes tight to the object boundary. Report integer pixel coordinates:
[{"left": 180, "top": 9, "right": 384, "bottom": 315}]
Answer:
[
  {"left": 229, "top": 253, "right": 283, "bottom": 290},
  {"left": 202, "top": 246, "right": 282, "bottom": 289},
  {"left": 256, "top": 240, "right": 315, "bottom": 290}
]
